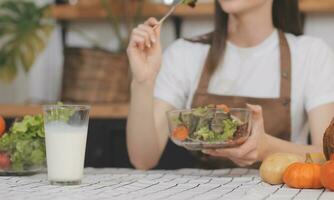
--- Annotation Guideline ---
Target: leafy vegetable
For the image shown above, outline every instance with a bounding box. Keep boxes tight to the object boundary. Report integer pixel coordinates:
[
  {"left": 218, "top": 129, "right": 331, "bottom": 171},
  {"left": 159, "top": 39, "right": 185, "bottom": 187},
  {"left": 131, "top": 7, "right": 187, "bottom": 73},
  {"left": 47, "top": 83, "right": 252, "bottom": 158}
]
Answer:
[
  {"left": 181, "top": 0, "right": 198, "bottom": 8},
  {"left": 0, "top": 115, "right": 45, "bottom": 171},
  {"left": 45, "top": 107, "right": 75, "bottom": 123},
  {"left": 194, "top": 127, "right": 216, "bottom": 141},
  {"left": 221, "top": 118, "right": 238, "bottom": 140}
]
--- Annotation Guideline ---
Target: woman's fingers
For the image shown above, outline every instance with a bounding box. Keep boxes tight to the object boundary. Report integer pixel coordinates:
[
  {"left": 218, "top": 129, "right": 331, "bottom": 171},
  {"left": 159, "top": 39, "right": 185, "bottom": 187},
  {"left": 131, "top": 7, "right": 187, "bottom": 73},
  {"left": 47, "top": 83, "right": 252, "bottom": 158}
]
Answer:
[
  {"left": 138, "top": 24, "right": 156, "bottom": 43},
  {"left": 203, "top": 143, "right": 255, "bottom": 160},
  {"left": 214, "top": 144, "right": 255, "bottom": 159},
  {"left": 145, "top": 17, "right": 159, "bottom": 26},
  {"left": 128, "top": 17, "right": 160, "bottom": 53},
  {"left": 128, "top": 28, "right": 146, "bottom": 51},
  {"left": 132, "top": 35, "right": 146, "bottom": 51},
  {"left": 247, "top": 104, "right": 264, "bottom": 124},
  {"left": 200, "top": 104, "right": 267, "bottom": 167},
  {"left": 145, "top": 17, "right": 161, "bottom": 38},
  {"left": 202, "top": 149, "right": 258, "bottom": 167},
  {"left": 143, "top": 17, "right": 160, "bottom": 43},
  {"left": 133, "top": 28, "right": 152, "bottom": 48}
]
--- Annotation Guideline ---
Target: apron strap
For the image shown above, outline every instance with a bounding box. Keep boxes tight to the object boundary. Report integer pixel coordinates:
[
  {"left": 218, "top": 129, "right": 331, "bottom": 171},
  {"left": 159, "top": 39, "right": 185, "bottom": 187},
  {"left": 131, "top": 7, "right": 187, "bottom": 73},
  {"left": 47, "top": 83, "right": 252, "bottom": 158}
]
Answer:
[
  {"left": 278, "top": 30, "right": 291, "bottom": 100},
  {"left": 196, "top": 30, "right": 291, "bottom": 101}
]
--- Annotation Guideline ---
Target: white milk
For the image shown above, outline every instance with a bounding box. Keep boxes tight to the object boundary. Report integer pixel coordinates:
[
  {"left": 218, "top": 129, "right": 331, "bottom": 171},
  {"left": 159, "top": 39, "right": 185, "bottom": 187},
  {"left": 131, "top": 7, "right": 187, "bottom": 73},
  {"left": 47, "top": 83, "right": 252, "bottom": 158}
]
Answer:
[{"left": 45, "top": 121, "right": 88, "bottom": 182}]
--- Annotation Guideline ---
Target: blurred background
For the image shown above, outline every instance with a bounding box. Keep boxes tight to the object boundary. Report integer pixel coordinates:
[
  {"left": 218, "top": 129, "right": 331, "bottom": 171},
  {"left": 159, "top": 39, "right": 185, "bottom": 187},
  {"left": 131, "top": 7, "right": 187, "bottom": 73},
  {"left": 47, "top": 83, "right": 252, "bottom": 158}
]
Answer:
[{"left": 0, "top": 0, "right": 333, "bottom": 169}]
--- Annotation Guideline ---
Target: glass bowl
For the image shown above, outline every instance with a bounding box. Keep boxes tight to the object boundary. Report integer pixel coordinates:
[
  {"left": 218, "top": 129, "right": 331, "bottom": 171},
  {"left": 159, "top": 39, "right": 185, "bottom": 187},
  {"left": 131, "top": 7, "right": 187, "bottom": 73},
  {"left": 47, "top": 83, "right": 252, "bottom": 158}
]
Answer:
[
  {"left": 167, "top": 108, "right": 251, "bottom": 151},
  {"left": 0, "top": 116, "right": 46, "bottom": 176},
  {"left": 0, "top": 137, "right": 46, "bottom": 176},
  {"left": 0, "top": 165, "right": 45, "bottom": 176}
]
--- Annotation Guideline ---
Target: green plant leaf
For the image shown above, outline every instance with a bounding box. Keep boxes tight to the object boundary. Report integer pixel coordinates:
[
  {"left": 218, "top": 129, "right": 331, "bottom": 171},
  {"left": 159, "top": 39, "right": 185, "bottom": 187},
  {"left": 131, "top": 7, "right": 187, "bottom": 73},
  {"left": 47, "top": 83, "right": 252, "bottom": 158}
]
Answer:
[
  {"left": 0, "top": 65, "right": 17, "bottom": 82},
  {"left": 20, "top": 43, "right": 35, "bottom": 72},
  {"left": 0, "top": 0, "right": 54, "bottom": 82}
]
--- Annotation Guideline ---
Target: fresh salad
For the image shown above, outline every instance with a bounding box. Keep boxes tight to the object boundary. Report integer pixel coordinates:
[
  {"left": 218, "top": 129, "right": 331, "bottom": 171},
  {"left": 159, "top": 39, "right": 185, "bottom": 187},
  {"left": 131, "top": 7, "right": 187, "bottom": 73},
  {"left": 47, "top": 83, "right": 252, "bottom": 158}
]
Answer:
[
  {"left": 0, "top": 103, "right": 75, "bottom": 172},
  {"left": 0, "top": 115, "right": 45, "bottom": 172},
  {"left": 172, "top": 104, "right": 248, "bottom": 143}
]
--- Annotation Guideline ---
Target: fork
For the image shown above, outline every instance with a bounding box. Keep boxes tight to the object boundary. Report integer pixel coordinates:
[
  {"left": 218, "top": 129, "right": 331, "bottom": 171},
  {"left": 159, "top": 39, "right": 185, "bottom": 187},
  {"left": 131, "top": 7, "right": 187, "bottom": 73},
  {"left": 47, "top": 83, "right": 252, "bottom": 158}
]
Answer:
[{"left": 153, "top": 0, "right": 182, "bottom": 30}]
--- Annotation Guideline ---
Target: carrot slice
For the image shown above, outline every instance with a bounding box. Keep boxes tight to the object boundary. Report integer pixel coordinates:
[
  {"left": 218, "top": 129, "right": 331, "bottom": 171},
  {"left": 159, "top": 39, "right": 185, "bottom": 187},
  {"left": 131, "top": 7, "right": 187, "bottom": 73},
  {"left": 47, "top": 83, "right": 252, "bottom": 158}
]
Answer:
[
  {"left": 216, "top": 104, "right": 230, "bottom": 112},
  {"left": 172, "top": 126, "right": 189, "bottom": 141}
]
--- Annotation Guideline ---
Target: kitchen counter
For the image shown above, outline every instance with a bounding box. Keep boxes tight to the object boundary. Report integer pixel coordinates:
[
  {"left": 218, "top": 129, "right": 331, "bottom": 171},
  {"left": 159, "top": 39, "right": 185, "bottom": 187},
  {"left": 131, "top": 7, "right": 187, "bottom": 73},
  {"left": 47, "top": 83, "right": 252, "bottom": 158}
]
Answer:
[{"left": 0, "top": 168, "right": 333, "bottom": 200}]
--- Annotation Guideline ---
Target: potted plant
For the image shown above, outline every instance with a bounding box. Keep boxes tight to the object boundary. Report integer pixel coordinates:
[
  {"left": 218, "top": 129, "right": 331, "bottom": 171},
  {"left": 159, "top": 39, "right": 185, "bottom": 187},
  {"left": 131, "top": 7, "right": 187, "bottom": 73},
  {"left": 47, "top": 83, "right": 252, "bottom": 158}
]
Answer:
[
  {"left": 61, "top": 0, "right": 145, "bottom": 103},
  {"left": 0, "top": 0, "right": 54, "bottom": 82}
]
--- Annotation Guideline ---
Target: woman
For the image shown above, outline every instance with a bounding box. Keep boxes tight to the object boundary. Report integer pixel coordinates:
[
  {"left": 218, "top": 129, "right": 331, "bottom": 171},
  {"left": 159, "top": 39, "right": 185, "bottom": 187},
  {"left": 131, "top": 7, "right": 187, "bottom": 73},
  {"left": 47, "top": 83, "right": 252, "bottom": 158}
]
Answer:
[{"left": 126, "top": 0, "right": 334, "bottom": 169}]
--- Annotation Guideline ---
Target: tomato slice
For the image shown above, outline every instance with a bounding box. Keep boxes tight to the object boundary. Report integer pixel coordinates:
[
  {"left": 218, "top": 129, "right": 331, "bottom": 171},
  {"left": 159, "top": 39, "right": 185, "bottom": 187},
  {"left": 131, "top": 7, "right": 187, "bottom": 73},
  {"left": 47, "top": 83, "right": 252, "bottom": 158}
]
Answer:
[
  {"left": 172, "top": 126, "right": 189, "bottom": 141},
  {"left": 216, "top": 104, "right": 230, "bottom": 113}
]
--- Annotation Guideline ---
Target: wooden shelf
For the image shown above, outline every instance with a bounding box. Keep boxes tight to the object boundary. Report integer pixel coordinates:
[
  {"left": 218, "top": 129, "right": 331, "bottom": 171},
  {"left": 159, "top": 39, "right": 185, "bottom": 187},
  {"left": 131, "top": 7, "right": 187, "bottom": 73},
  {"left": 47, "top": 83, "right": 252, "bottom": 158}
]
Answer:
[
  {"left": 0, "top": 104, "right": 129, "bottom": 119},
  {"left": 300, "top": 0, "right": 334, "bottom": 13},
  {"left": 52, "top": 3, "right": 212, "bottom": 21},
  {"left": 52, "top": 0, "right": 334, "bottom": 21}
]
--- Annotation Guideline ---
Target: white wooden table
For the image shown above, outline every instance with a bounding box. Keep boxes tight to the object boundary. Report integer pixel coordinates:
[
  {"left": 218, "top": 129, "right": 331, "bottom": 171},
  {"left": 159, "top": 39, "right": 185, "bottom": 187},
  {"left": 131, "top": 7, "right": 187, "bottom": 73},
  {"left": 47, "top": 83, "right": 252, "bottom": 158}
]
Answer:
[{"left": 0, "top": 168, "right": 333, "bottom": 200}]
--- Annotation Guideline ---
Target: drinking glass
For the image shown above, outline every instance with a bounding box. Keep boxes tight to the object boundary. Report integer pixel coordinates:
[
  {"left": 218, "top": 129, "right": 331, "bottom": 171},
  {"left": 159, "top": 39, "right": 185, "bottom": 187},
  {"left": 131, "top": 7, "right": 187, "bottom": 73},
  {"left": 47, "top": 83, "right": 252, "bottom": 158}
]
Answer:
[{"left": 43, "top": 104, "right": 90, "bottom": 185}]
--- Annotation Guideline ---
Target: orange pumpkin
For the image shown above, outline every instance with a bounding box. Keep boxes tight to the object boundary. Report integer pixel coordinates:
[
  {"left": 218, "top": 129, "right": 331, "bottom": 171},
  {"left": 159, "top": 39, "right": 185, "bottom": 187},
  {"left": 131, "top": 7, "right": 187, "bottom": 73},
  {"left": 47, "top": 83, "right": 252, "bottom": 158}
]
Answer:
[
  {"left": 283, "top": 153, "right": 323, "bottom": 189},
  {"left": 321, "top": 154, "right": 334, "bottom": 191}
]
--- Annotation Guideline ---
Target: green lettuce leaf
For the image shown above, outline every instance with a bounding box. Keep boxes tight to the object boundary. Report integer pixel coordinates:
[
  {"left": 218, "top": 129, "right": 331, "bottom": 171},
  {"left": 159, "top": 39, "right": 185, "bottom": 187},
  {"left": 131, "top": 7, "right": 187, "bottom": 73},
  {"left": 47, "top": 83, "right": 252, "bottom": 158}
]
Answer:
[{"left": 0, "top": 115, "right": 46, "bottom": 171}]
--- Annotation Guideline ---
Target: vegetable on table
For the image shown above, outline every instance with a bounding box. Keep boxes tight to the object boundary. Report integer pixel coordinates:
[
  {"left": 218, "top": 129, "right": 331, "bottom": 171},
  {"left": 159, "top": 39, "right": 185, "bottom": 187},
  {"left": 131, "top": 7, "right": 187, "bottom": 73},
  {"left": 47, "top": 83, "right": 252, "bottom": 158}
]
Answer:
[
  {"left": 260, "top": 153, "right": 303, "bottom": 185},
  {"left": 0, "top": 153, "right": 10, "bottom": 170},
  {"left": 0, "top": 116, "right": 5, "bottom": 137},
  {"left": 283, "top": 153, "right": 323, "bottom": 189},
  {"left": 0, "top": 115, "right": 45, "bottom": 171},
  {"left": 320, "top": 154, "right": 334, "bottom": 191}
]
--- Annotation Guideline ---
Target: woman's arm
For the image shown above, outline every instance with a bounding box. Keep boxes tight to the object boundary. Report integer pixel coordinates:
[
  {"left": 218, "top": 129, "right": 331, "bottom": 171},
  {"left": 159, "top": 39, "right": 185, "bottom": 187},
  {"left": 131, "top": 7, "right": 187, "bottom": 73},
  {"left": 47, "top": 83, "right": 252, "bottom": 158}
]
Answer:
[
  {"left": 126, "top": 17, "right": 172, "bottom": 170},
  {"left": 264, "top": 103, "right": 334, "bottom": 156},
  {"left": 203, "top": 103, "right": 334, "bottom": 167},
  {"left": 309, "top": 103, "right": 334, "bottom": 146},
  {"left": 127, "top": 82, "right": 173, "bottom": 169}
]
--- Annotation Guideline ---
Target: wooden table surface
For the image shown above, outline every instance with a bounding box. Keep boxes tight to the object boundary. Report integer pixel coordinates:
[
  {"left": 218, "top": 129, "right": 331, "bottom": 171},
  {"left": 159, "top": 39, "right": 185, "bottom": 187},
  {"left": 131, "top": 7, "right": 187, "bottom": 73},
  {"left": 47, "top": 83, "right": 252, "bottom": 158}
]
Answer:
[{"left": 0, "top": 168, "right": 333, "bottom": 200}]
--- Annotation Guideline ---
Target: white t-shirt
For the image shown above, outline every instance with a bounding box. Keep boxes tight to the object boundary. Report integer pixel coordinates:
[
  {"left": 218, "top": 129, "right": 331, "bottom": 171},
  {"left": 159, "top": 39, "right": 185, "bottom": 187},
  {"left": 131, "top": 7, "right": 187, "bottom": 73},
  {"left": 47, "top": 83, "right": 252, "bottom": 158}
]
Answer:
[{"left": 154, "top": 29, "right": 334, "bottom": 144}]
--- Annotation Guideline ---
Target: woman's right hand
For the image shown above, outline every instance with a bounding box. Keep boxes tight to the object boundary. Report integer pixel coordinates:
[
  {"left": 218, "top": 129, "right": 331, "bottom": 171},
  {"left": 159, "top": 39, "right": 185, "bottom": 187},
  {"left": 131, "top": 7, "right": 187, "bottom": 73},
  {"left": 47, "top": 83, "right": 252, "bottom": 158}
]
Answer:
[{"left": 127, "top": 18, "right": 162, "bottom": 84}]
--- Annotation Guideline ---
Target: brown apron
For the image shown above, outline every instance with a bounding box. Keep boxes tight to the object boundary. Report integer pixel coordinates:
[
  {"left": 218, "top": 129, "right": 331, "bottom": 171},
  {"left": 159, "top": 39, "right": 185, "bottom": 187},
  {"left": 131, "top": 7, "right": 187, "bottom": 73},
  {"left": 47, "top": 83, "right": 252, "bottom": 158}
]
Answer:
[{"left": 191, "top": 30, "right": 292, "bottom": 168}]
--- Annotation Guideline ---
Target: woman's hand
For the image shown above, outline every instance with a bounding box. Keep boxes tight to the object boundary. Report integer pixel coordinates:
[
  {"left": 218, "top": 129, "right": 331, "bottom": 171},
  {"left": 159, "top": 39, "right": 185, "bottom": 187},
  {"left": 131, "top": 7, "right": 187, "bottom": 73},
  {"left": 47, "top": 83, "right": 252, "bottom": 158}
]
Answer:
[
  {"left": 202, "top": 104, "right": 269, "bottom": 167},
  {"left": 127, "top": 17, "right": 162, "bottom": 84}
]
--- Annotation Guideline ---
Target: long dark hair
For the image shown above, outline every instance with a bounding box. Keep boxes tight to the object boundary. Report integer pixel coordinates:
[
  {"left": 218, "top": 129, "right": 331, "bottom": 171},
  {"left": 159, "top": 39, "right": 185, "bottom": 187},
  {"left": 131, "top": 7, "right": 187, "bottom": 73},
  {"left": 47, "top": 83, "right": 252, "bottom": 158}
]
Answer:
[{"left": 192, "top": 0, "right": 303, "bottom": 74}]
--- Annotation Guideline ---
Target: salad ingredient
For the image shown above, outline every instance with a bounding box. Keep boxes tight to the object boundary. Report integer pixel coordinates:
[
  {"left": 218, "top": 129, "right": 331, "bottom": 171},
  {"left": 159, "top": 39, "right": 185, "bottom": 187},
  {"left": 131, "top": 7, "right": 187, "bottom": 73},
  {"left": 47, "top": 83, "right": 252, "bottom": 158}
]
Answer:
[
  {"left": 283, "top": 153, "right": 323, "bottom": 189},
  {"left": 0, "top": 115, "right": 45, "bottom": 171},
  {"left": 320, "top": 154, "right": 334, "bottom": 191},
  {"left": 260, "top": 153, "right": 303, "bottom": 185},
  {"left": 172, "top": 126, "right": 189, "bottom": 141},
  {"left": 216, "top": 104, "right": 230, "bottom": 113},
  {"left": 323, "top": 118, "right": 334, "bottom": 160},
  {"left": 0, "top": 153, "right": 10, "bottom": 169},
  {"left": 173, "top": 105, "right": 246, "bottom": 143},
  {"left": 194, "top": 127, "right": 216, "bottom": 141},
  {"left": 45, "top": 103, "right": 75, "bottom": 123},
  {"left": 0, "top": 116, "right": 5, "bottom": 137},
  {"left": 181, "top": 0, "right": 197, "bottom": 8}
]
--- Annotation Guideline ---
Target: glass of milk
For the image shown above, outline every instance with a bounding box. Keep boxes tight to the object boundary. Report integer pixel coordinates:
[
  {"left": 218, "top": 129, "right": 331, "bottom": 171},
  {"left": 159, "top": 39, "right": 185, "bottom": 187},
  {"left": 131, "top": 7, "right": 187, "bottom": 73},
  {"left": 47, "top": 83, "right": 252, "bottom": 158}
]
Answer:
[{"left": 43, "top": 104, "right": 90, "bottom": 185}]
